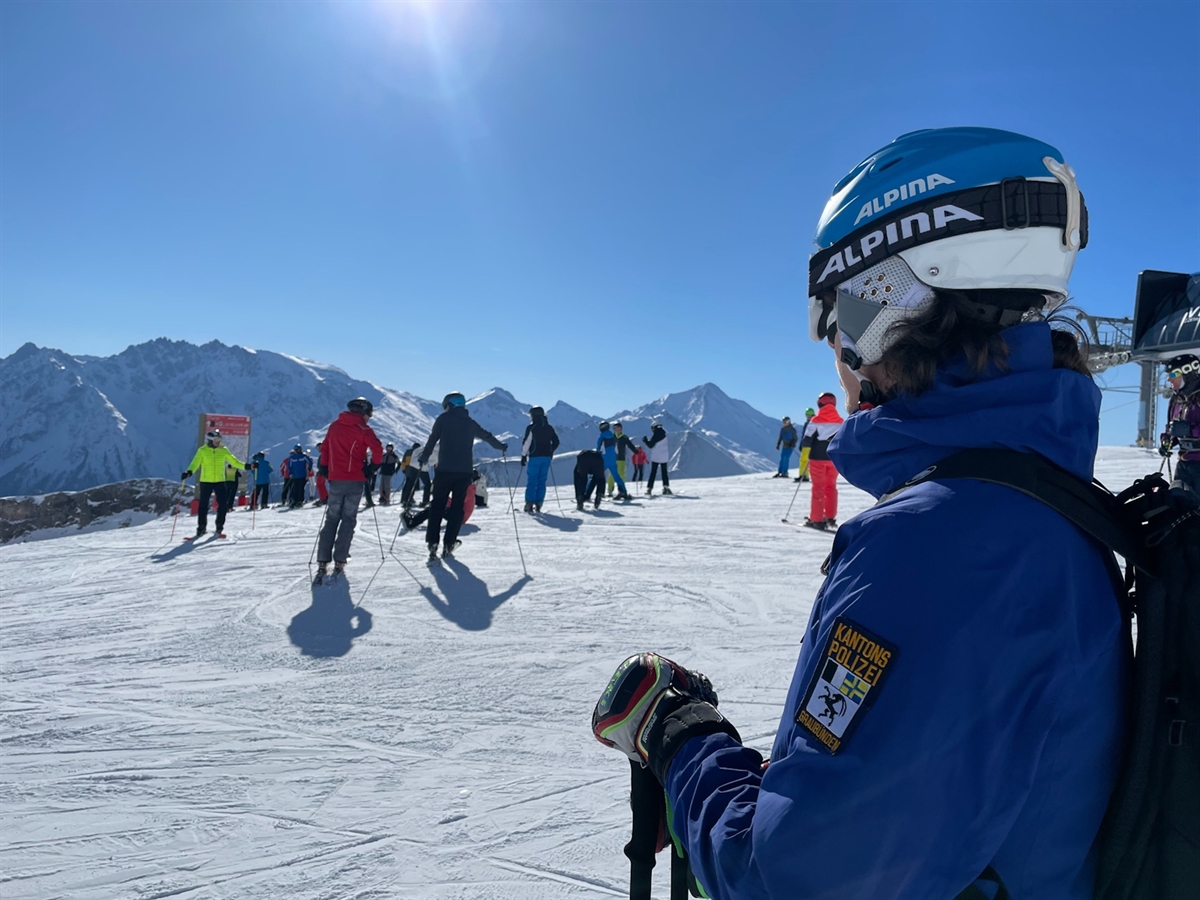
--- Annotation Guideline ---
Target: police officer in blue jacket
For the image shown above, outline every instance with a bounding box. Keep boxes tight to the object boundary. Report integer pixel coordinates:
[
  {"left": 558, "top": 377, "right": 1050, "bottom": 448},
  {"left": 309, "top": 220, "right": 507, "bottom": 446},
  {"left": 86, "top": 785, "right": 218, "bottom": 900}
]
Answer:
[{"left": 593, "top": 129, "right": 1126, "bottom": 900}]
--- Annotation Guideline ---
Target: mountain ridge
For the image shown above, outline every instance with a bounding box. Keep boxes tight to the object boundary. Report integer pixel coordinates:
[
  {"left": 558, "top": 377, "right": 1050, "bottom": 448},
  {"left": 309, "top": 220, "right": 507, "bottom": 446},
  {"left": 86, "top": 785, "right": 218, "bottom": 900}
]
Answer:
[{"left": 1, "top": 339, "right": 781, "bottom": 495}]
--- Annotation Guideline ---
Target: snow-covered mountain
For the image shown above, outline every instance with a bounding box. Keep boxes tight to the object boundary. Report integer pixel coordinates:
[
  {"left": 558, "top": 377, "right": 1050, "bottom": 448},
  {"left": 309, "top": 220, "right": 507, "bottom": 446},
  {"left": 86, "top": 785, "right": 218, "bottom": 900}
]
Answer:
[
  {"left": 1, "top": 340, "right": 781, "bottom": 496},
  {"left": 0, "top": 340, "right": 440, "bottom": 496}
]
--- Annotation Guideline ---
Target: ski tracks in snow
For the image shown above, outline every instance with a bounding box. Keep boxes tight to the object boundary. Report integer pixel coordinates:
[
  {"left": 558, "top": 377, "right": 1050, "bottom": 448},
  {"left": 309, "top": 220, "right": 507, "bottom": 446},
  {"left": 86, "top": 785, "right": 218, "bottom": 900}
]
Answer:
[{"left": 0, "top": 453, "right": 1157, "bottom": 898}]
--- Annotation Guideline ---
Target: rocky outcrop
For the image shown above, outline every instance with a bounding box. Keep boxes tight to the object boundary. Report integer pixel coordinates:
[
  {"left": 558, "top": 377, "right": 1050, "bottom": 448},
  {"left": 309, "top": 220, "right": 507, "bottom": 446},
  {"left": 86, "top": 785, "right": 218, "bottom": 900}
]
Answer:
[{"left": 0, "top": 478, "right": 187, "bottom": 543}]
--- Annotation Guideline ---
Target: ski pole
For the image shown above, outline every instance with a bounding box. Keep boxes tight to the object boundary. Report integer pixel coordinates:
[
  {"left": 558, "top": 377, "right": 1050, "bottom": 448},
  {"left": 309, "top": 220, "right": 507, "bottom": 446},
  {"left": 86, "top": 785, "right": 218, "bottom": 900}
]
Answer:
[
  {"left": 782, "top": 475, "right": 804, "bottom": 523},
  {"left": 548, "top": 459, "right": 566, "bottom": 514},
  {"left": 369, "top": 496, "right": 386, "bottom": 561},
  {"left": 507, "top": 460, "right": 526, "bottom": 512},
  {"left": 388, "top": 505, "right": 406, "bottom": 552},
  {"left": 501, "top": 455, "right": 528, "bottom": 577},
  {"left": 309, "top": 504, "right": 330, "bottom": 568},
  {"left": 169, "top": 480, "right": 185, "bottom": 541}
]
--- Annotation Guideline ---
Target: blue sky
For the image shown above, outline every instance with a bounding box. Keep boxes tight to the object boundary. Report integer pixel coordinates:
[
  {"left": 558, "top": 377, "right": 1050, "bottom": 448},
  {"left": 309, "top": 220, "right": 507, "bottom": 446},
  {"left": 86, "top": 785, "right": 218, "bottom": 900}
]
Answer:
[{"left": 2, "top": 0, "right": 1197, "bottom": 444}]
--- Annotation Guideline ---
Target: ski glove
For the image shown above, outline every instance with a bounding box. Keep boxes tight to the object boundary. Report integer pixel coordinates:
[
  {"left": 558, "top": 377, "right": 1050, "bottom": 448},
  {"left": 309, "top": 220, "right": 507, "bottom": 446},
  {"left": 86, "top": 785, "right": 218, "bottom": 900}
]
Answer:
[
  {"left": 520, "top": 456, "right": 527, "bottom": 467},
  {"left": 182, "top": 471, "right": 192, "bottom": 480},
  {"left": 501, "top": 442, "right": 509, "bottom": 454},
  {"left": 318, "top": 464, "right": 328, "bottom": 477},
  {"left": 592, "top": 652, "right": 740, "bottom": 784}
]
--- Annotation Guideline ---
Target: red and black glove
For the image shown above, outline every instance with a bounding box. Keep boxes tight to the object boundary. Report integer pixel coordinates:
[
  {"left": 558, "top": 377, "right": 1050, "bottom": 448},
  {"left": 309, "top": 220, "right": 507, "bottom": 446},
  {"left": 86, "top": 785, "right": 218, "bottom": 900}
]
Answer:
[{"left": 592, "top": 652, "right": 740, "bottom": 783}]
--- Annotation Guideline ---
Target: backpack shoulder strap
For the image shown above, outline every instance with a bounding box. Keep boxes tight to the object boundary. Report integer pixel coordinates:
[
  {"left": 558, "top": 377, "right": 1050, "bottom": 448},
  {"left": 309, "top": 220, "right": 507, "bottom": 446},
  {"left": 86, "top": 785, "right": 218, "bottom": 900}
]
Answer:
[
  {"left": 900, "top": 448, "right": 1138, "bottom": 558},
  {"left": 900, "top": 448, "right": 1148, "bottom": 576}
]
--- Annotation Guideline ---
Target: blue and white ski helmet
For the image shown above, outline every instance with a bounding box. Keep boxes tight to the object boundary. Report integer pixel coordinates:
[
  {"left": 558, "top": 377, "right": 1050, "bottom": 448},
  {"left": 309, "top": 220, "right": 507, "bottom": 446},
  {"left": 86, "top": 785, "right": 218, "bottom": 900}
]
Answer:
[{"left": 807, "top": 127, "right": 1087, "bottom": 368}]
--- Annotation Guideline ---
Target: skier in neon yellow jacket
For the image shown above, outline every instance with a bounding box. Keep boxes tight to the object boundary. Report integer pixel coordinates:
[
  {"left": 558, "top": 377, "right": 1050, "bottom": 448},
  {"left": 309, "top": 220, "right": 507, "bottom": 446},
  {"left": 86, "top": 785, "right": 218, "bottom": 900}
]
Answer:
[{"left": 182, "top": 429, "right": 249, "bottom": 538}]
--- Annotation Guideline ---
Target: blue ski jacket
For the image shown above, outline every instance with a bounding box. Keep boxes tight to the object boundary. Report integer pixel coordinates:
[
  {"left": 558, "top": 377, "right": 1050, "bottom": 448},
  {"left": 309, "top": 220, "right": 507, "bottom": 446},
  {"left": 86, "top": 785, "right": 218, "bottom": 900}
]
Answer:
[
  {"left": 597, "top": 428, "right": 617, "bottom": 461},
  {"left": 664, "top": 323, "right": 1127, "bottom": 900},
  {"left": 253, "top": 458, "right": 273, "bottom": 485},
  {"left": 286, "top": 451, "right": 311, "bottom": 480}
]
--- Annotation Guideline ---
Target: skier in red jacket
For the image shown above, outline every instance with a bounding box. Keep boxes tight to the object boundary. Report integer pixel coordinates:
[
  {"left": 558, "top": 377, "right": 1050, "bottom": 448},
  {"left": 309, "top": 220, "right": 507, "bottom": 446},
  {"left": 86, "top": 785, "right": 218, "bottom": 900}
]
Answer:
[
  {"left": 314, "top": 397, "right": 383, "bottom": 582},
  {"left": 801, "top": 392, "right": 844, "bottom": 530}
]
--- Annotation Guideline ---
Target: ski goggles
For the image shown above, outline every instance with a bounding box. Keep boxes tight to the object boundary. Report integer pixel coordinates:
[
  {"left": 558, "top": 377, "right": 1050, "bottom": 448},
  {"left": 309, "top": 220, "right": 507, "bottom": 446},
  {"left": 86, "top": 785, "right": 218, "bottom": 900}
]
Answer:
[{"left": 809, "top": 254, "right": 937, "bottom": 368}]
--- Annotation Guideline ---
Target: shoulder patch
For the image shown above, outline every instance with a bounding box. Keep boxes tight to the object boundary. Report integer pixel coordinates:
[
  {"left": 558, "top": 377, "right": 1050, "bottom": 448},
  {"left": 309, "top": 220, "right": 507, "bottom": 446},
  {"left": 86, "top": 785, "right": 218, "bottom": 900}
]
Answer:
[{"left": 795, "top": 616, "right": 897, "bottom": 755}]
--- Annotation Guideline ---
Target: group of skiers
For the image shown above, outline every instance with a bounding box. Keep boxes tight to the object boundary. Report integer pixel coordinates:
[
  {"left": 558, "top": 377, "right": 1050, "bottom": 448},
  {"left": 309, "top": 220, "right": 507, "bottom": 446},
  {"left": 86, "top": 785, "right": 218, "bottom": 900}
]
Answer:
[
  {"left": 167, "top": 122, "right": 1200, "bottom": 900},
  {"left": 515, "top": 412, "right": 669, "bottom": 514},
  {"left": 774, "top": 392, "right": 846, "bottom": 531}
]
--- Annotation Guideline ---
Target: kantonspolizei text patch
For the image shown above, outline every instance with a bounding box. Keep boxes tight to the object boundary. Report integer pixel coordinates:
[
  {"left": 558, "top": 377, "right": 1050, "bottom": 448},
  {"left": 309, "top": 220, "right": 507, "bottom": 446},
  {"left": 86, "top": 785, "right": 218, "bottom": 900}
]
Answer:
[{"left": 795, "top": 616, "right": 897, "bottom": 755}]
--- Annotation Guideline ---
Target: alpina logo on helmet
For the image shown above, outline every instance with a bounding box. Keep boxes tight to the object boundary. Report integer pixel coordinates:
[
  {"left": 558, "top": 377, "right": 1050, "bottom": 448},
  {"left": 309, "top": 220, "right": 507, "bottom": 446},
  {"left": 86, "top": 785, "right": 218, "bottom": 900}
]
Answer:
[
  {"left": 808, "top": 179, "right": 1086, "bottom": 297},
  {"left": 818, "top": 204, "right": 983, "bottom": 285},
  {"left": 852, "top": 174, "right": 956, "bottom": 226}
]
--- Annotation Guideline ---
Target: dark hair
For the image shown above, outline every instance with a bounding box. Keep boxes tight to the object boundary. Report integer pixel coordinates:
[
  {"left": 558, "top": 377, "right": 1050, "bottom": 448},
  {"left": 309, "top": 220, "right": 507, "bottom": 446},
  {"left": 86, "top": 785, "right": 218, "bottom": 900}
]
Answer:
[{"left": 879, "top": 290, "right": 1091, "bottom": 396}]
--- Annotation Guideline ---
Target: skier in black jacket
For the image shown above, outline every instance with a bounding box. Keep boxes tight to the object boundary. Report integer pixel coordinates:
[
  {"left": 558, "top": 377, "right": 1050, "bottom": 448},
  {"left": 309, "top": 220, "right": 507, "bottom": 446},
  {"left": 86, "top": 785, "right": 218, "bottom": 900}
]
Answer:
[
  {"left": 574, "top": 449, "right": 607, "bottom": 511},
  {"left": 402, "top": 392, "right": 507, "bottom": 559},
  {"left": 521, "top": 406, "right": 559, "bottom": 513},
  {"left": 378, "top": 443, "right": 401, "bottom": 505}
]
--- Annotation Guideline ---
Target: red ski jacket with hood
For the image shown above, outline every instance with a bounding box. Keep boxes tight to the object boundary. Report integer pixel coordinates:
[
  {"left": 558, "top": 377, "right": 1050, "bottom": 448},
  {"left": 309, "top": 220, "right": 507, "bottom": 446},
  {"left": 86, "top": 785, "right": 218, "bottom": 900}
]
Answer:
[
  {"left": 320, "top": 411, "right": 384, "bottom": 482},
  {"left": 801, "top": 394, "right": 844, "bottom": 462}
]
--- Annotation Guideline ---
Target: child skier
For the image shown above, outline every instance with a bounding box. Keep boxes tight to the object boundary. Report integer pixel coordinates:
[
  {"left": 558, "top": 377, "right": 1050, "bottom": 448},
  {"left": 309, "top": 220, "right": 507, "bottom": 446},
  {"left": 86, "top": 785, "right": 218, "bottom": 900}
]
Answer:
[
  {"left": 630, "top": 446, "right": 648, "bottom": 484},
  {"left": 250, "top": 451, "right": 272, "bottom": 510}
]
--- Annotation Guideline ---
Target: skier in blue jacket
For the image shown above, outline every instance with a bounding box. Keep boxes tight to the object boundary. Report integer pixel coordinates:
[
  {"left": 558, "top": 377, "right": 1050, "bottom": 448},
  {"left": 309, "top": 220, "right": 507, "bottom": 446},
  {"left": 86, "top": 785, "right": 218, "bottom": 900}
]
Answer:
[
  {"left": 249, "top": 451, "right": 273, "bottom": 510},
  {"left": 285, "top": 445, "right": 311, "bottom": 509},
  {"left": 593, "top": 128, "right": 1125, "bottom": 900},
  {"left": 596, "top": 421, "right": 630, "bottom": 501}
]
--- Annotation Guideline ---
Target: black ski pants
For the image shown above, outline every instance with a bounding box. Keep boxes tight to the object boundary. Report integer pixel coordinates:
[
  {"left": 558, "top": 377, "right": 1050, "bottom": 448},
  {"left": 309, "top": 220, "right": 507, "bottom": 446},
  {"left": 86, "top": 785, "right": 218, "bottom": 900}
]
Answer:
[
  {"left": 401, "top": 467, "right": 432, "bottom": 507},
  {"left": 632, "top": 463, "right": 644, "bottom": 482},
  {"left": 407, "top": 471, "right": 472, "bottom": 549},
  {"left": 251, "top": 483, "right": 270, "bottom": 510},
  {"left": 647, "top": 462, "right": 670, "bottom": 490},
  {"left": 288, "top": 478, "right": 307, "bottom": 507},
  {"left": 196, "top": 481, "right": 230, "bottom": 534},
  {"left": 574, "top": 457, "right": 606, "bottom": 504}
]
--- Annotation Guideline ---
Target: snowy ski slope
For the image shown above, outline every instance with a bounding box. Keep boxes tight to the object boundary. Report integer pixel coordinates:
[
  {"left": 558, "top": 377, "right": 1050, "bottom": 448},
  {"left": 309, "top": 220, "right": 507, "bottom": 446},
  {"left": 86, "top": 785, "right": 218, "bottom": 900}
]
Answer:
[{"left": 0, "top": 448, "right": 1162, "bottom": 898}]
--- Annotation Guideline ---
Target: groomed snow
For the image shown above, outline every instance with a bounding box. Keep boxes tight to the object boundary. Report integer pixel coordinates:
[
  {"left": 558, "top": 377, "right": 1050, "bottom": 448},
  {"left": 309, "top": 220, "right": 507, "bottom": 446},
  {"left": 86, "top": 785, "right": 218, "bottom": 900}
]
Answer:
[{"left": 0, "top": 448, "right": 1163, "bottom": 898}]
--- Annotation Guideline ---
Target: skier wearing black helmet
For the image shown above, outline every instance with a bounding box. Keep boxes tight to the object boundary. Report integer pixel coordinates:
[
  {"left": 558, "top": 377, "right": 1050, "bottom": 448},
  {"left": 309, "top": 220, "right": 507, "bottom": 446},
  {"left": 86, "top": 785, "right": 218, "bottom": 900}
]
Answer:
[
  {"left": 402, "top": 391, "right": 507, "bottom": 559},
  {"left": 520, "top": 406, "right": 559, "bottom": 513},
  {"left": 314, "top": 397, "right": 383, "bottom": 582},
  {"left": 1161, "top": 353, "right": 1200, "bottom": 496},
  {"left": 592, "top": 128, "right": 1125, "bottom": 900}
]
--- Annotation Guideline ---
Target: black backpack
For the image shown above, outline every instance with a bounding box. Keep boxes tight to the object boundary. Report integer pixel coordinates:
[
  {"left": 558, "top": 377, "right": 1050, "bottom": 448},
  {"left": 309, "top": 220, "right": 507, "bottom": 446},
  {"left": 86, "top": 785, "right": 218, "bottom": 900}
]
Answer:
[{"left": 904, "top": 449, "right": 1200, "bottom": 900}]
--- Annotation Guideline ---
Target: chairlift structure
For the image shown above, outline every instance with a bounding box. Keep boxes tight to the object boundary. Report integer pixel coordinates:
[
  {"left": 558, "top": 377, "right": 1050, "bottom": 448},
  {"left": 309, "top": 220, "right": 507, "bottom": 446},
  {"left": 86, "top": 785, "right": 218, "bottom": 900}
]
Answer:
[{"left": 1074, "top": 270, "right": 1198, "bottom": 446}]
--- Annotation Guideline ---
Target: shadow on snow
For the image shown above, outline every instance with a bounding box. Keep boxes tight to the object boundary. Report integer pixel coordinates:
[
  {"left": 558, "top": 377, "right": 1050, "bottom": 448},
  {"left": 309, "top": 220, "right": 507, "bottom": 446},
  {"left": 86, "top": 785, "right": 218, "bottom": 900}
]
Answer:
[
  {"left": 421, "top": 560, "right": 531, "bottom": 631},
  {"left": 287, "top": 577, "right": 373, "bottom": 658},
  {"left": 529, "top": 513, "right": 581, "bottom": 533}
]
